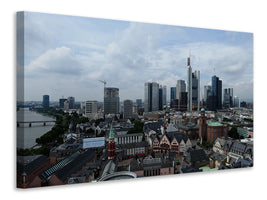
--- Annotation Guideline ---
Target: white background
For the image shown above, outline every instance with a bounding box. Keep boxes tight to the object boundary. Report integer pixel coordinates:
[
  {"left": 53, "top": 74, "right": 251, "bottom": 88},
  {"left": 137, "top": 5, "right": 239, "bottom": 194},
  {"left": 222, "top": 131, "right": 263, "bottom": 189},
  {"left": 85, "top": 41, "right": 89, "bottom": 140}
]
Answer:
[{"left": 1, "top": 0, "right": 266, "bottom": 199}]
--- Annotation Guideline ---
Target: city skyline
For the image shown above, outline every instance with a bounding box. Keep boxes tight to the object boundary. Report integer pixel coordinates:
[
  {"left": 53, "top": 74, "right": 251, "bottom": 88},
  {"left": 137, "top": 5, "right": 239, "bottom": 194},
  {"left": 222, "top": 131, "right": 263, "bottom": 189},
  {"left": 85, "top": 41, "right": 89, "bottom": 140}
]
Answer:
[{"left": 18, "top": 12, "right": 253, "bottom": 102}]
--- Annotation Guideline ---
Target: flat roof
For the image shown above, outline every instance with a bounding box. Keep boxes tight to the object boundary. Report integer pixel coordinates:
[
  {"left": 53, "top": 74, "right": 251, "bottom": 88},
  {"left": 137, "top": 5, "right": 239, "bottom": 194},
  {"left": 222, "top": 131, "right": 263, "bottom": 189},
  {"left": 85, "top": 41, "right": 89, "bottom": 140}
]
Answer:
[{"left": 207, "top": 122, "right": 224, "bottom": 127}]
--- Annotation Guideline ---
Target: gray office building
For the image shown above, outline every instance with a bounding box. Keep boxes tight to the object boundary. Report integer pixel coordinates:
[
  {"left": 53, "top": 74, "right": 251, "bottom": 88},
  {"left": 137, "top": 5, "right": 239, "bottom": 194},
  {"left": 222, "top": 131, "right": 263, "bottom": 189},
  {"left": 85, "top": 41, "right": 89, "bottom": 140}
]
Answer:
[
  {"left": 68, "top": 96, "right": 75, "bottom": 109},
  {"left": 123, "top": 100, "right": 133, "bottom": 119},
  {"left": 144, "top": 82, "right": 159, "bottom": 112},
  {"left": 170, "top": 87, "right": 176, "bottom": 101},
  {"left": 59, "top": 98, "right": 67, "bottom": 108},
  {"left": 212, "top": 75, "right": 222, "bottom": 109},
  {"left": 43, "top": 95, "right": 49, "bottom": 108},
  {"left": 104, "top": 87, "right": 120, "bottom": 114},
  {"left": 136, "top": 99, "right": 142, "bottom": 107},
  {"left": 162, "top": 85, "right": 167, "bottom": 106},
  {"left": 187, "top": 56, "right": 200, "bottom": 111},
  {"left": 176, "top": 80, "right": 186, "bottom": 100},
  {"left": 204, "top": 85, "right": 212, "bottom": 102}
]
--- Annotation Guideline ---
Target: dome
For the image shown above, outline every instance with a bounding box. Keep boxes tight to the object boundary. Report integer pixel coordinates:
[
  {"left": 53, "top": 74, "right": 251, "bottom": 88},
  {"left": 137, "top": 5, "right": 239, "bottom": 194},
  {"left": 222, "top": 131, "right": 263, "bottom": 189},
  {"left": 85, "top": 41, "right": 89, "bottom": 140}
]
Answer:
[{"left": 201, "top": 108, "right": 205, "bottom": 111}]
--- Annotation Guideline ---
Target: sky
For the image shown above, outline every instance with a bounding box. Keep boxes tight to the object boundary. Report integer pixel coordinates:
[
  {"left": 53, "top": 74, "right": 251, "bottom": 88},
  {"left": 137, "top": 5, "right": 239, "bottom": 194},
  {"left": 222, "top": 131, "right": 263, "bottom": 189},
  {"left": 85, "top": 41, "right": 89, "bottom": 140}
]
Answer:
[{"left": 18, "top": 11, "right": 253, "bottom": 103}]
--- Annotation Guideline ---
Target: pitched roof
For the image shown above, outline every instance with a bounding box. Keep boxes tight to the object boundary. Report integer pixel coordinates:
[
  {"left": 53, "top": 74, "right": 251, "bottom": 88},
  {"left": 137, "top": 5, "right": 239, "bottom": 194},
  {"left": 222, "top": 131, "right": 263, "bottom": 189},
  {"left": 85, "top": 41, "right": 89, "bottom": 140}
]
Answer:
[
  {"left": 166, "top": 131, "right": 189, "bottom": 143},
  {"left": 187, "top": 148, "right": 209, "bottom": 163},
  {"left": 117, "top": 141, "right": 149, "bottom": 149},
  {"left": 17, "top": 155, "right": 49, "bottom": 175},
  {"left": 144, "top": 121, "right": 164, "bottom": 132},
  {"left": 39, "top": 149, "right": 95, "bottom": 182},
  {"left": 109, "top": 124, "right": 114, "bottom": 139}
]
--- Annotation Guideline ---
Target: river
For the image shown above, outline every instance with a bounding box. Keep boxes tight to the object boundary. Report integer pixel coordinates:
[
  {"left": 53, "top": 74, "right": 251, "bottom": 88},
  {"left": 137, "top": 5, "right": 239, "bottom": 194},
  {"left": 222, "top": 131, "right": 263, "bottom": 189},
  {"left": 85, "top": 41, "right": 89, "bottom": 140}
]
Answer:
[{"left": 17, "top": 108, "right": 55, "bottom": 149}]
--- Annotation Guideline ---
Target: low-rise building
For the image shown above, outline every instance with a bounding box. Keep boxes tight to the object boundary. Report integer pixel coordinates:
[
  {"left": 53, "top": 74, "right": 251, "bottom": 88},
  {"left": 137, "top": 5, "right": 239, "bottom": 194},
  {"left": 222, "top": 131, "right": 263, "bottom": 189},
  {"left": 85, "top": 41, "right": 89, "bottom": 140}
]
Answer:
[
  {"left": 31, "top": 149, "right": 96, "bottom": 187},
  {"left": 130, "top": 157, "right": 174, "bottom": 177},
  {"left": 151, "top": 131, "right": 191, "bottom": 154},
  {"left": 17, "top": 155, "right": 51, "bottom": 188},
  {"left": 207, "top": 122, "right": 227, "bottom": 143}
]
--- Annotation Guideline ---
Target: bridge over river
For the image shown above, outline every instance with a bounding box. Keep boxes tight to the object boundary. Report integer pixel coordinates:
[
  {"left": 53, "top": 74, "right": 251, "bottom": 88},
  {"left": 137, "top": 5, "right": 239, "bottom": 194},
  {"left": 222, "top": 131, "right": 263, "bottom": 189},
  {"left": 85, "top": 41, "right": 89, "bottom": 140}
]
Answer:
[{"left": 17, "top": 120, "right": 56, "bottom": 127}]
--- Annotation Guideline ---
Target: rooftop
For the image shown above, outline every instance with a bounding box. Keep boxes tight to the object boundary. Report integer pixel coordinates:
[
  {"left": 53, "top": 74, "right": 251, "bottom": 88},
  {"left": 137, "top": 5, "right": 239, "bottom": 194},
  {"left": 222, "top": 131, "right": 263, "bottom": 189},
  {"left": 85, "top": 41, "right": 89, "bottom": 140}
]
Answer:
[{"left": 207, "top": 122, "right": 224, "bottom": 127}]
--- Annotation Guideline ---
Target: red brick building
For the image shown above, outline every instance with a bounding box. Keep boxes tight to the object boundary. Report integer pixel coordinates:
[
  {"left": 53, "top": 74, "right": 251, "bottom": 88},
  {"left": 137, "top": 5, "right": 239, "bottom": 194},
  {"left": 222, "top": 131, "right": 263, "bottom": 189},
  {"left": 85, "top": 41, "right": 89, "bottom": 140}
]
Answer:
[
  {"left": 207, "top": 122, "right": 227, "bottom": 143},
  {"left": 17, "top": 155, "right": 51, "bottom": 188},
  {"left": 198, "top": 108, "right": 227, "bottom": 143}
]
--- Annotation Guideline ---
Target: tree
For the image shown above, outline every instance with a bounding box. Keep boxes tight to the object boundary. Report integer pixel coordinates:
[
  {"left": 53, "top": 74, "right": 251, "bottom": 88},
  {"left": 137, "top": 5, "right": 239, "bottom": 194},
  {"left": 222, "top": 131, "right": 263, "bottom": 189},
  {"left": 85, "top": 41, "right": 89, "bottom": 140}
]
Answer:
[
  {"left": 128, "top": 120, "right": 144, "bottom": 134},
  {"left": 228, "top": 126, "right": 239, "bottom": 139}
]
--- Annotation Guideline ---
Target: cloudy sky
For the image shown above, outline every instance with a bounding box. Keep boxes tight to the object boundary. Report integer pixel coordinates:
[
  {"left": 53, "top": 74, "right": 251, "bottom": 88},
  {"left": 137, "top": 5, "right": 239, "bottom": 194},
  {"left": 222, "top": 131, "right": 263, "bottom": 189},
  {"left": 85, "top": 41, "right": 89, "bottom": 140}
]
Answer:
[{"left": 18, "top": 12, "right": 253, "bottom": 102}]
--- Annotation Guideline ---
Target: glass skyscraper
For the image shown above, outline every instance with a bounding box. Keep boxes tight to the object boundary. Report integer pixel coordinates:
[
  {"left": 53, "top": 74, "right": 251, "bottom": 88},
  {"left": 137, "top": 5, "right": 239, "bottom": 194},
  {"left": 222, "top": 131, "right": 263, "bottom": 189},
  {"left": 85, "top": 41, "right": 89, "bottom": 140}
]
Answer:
[
  {"left": 211, "top": 75, "right": 222, "bottom": 109},
  {"left": 144, "top": 82, "right": 159, "bottom": 112},
  {"left": 42, "top": 95, "right": 49, "bottom": 108},
  {"left": 104, "top": 87, "right": 120, "bottom": 114}
]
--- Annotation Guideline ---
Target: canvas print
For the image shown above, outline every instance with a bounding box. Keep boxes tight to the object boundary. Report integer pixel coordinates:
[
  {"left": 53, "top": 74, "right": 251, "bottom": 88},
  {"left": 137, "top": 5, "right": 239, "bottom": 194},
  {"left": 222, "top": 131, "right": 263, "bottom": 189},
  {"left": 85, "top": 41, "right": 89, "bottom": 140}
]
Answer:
[{"left": 16, "top": 11, "right": 253, "bottom": 188}]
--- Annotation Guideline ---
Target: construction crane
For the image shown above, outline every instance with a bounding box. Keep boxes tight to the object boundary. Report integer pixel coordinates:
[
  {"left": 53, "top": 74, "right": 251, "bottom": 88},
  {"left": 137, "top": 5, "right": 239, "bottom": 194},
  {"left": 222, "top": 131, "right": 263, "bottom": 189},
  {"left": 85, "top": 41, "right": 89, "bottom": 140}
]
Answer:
[{"left": 98, "top": 80, "right": 107, "bottom": 88}]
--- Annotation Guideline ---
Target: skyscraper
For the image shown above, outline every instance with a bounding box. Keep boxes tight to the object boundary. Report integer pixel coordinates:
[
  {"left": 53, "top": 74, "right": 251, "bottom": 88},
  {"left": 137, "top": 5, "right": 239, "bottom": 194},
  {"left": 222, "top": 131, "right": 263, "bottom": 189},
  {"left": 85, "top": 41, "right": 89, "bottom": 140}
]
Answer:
[
  {"left": 144, "top": 82, "right": 159, "bottom": 112},
  {"left": 170, "top": 87, "right": 176, "bottom": 101},
  {"left": 223, "top": 88, "right": 233, "bottom": 108},
  {"left": 187, "top": 56, "right": 200, "bottom": 111},
  {"left": 85, "top": 101, "right": 98, "bottom": 115},
  {"left": 68, "top": 96, "right": 75, "bottom": 109},
  {"left": 212, "top": 75, "right": 222, "bottom": 109},
  {"left": 187, "top": 57, "right": 192, "bottom": 112},
  {"left": 123, "top": 99, "right": 133, "bottom": 119},
  {"left": 159, "top": 86, "right": 163, "bottom": 110},
  {"left": 192, "top": 70, "right": 200, "bottom": 110},
  {"left": 162, "top": 85, "right": 167, "bottom": 107},
  {"left": 59, "top": 98, "right": 67, "bottom": 108},
  {"left": 228, "top": 88, "right": 234, "bottom": 107},
  {"left": 176, "top": 80, "right": 186, "bottom": 100},
  {"left": 204, "top": 85, "right": 212, "bottom": 103},
  {"left": 234, "top": 96, "right": 240, "bottom": 108},
  {"left": 104, "top": 87, "right": 120, "bottom": 115},
  {"left": 42, "top": 95, "right": 49, "bottom": 108}
]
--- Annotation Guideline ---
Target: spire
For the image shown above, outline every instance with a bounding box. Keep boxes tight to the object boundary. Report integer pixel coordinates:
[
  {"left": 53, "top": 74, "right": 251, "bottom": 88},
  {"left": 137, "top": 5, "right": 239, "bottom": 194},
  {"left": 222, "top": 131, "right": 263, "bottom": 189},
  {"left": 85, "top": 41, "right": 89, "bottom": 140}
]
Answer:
[
  {"left": 187, "top": 50, "right": 191, "bottom": 66},
  {"left": 109, "top": 123, "right": 114, "bottom": 139}
]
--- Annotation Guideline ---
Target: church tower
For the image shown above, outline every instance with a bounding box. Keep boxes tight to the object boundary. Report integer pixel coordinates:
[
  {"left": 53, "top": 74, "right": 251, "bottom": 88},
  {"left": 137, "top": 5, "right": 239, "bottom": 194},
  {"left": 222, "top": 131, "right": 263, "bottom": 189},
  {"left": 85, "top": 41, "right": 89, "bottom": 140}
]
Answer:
[
  {"left": 108, "top": 124, "right": 115, "bottom": 159},
  {"left": 198, "top": 108, "right": 207, "bottom": 143}
]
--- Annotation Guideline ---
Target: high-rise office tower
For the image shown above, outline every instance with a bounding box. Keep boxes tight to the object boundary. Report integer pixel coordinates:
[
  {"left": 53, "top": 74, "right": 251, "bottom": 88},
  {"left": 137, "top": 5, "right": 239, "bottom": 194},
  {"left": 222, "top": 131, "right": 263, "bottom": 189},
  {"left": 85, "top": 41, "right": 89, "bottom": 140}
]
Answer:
[
  {"left": 204, "top": 85, "right": 212, "bottom": 103},
  {"left": 144, "top": 82, "right": 159, "bottom": 112},
  {"left": 159, "top": 86, "right": 163, "bottom": 110},
  {"left": 136, "top": 99, "right": 142, "bottom": 108},
  {"left": 192, "top": 70, "right": 200, "bottom": 111},
  {"left": 179, "top": 92, "right": 188, "bottom": 111},
  {"left": 59, "top": 98, "right": 67, "bottom": 108},
  {"left": 85, "top": 101, "right": 98, "bottom": 115},
  {"left": 212, "top": 75, "right": 222, "bottom": 109},
  {"left": 223, "top": 88, "right": 233, "bottom": 108},
  {"left": 123, "top": 99, "right": 133, "bottom": 119},
  {"left": 234, "top": 96, "right": 240, "bottom": 108},
  {"left": 176, "top": 80, "right": 186, "bottom": 100},
  {"left": 170, "top": 87, "right": 176, "bottom": 101},
  {"left": 187, "top": 56, "right": 192, "bottom": 112},
  {"left": 228, "top": 88, "right": 233, "bottom": 107},
  {"left": 162, "top": 86, "right": 167, "bottom": 106},
  {"left": 64, "top": 100, "right": 69, "bottom": 111},
  {"left": 68, "top": 96, "right": 75, "bottom": 109},
  {"left": 187, "top": 56, "right": 200, "bottom": 111},
  {"left": 104, "top": 87, "right": 120, "bottom": 115},
  {"left": 42, "top": 95, "right": 49, "bottom": 108},
  {"left": 223, "top": 89, "right": 230, "bottom": 108}
]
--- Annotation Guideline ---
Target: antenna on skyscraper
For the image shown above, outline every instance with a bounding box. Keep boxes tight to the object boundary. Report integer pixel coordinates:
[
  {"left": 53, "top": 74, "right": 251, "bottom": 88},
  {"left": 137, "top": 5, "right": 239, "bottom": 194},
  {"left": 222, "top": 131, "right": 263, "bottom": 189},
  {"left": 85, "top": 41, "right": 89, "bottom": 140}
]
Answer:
[{"left": 188, "top": 49, "right": 191, "bottom": 66}]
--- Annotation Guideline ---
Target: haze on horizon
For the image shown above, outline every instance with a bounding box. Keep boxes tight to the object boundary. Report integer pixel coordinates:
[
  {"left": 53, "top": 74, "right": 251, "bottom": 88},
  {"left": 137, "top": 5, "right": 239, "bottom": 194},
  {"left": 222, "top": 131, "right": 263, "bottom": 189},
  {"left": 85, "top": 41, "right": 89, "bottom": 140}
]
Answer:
[{"left": 17, "top": 12, "right": 253, "bottom": 103}]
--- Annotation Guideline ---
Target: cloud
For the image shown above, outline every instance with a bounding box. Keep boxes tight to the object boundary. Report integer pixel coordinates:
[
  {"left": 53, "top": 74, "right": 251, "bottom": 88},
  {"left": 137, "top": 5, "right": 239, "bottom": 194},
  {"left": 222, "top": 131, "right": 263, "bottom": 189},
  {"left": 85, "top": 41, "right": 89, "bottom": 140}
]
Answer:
[
  {"left": 23, "top": 15, "right": 253, "bottom": 102},
  {"left": 26, "top": 47, "right": 84, "bottom": 76}
]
